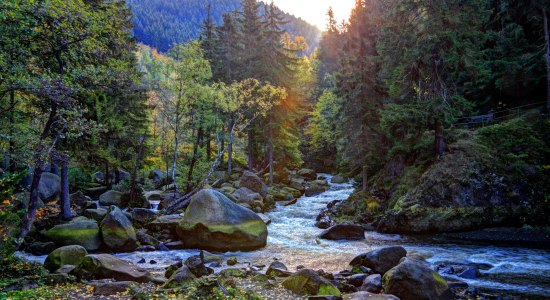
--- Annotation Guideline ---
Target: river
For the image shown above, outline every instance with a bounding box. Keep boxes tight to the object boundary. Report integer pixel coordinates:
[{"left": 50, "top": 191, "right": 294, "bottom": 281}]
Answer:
[{"left": 18, "top": 174, "right": 550, "bottom": 298}]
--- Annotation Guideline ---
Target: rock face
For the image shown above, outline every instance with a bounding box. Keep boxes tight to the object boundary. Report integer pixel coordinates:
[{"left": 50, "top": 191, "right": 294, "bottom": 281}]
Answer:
[
  {"left": 240, "top": 171, "right": 267, "bottom": 197},
  {"left": 297, "top": 168, "right": 317, "bottom": 180},
  {"left": 319, "top": 224, "right": 365, "bottom": 240},
  {"left": 74, "top": 254, "right": 153, "bottom": 282},
  {"left": 99, "top": 190, "right": 123, "bottom": 207},
  {"left": 383, "top": 258, "right": 451, "bottom": 300},
  {"left": 100, "top": 206, "right": 137, "bottom": 252},
  {"left": 38, "top": 172, "right": 61, "bottom": 201},
  {"left": 45, "top": 217, "right": 102, "bottom": 251},
  {"left": 44, "top": 245, "right": 88, "bottom": 272},
  {"left": 282, "top": 269, "right": 341, "bottom": 296},
  {"left": 331, "top": 175, "right": 346, "bottom": 184},
  {"left": 350, "top": 246, "right": 407, "bottom": 274},
  {"left": 343, "top": 291, "right": 400, "bottom": 300},
  {"left": 176, "top": 189, "right": 268, "bottom": 251}
]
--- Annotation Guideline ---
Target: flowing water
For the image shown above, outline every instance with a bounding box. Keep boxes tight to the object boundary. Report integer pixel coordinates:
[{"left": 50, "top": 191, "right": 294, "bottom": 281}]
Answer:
[{"left": 18, "top": 174, "right": 550, "bottom": 298}]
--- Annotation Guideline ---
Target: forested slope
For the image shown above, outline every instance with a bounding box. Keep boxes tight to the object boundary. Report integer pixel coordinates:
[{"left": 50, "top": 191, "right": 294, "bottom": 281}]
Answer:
[{"left": 127, "top": 0, "right": 321, "bottom": 53}]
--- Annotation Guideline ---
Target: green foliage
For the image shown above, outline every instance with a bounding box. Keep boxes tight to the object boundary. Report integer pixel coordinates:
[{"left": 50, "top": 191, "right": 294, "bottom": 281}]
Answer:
[
  {"left": 68, "top": 167, "right": 90, "bottom": 192},
  {"left": 0, "top": 198, "right": 23, "bottom": 258},
  {"left": 0, "top": 171, "right": 25, "bottom": 200},
  {"left": 476, "top": 118, "right": 549, "bottom": 178}
]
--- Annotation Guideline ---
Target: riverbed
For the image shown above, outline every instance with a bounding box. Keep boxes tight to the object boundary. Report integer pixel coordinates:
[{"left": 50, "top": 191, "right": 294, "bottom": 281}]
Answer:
[{"left": 18, "top": 175, "right": 550, "bottom": 299}]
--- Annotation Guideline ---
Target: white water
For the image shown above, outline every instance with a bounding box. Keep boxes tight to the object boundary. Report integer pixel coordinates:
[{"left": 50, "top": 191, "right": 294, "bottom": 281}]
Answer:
[{"left": 18, "top": 174, "right": 550, "bottom": 298}]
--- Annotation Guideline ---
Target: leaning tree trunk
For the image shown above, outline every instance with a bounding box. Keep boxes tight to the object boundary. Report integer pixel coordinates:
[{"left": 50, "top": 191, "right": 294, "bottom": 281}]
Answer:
[
  {"left": 544, "top": 7, "right": 550, "bottom": 114},
  {"left": 60, "top": 152, "right": 71, "bottom": 220},
  {"left": 434, "top": 118, "right": 444, "bottom": 159},
  {"left": 268, "top": 125, "right": 274, "bottom": 185},
  {"left": 362, "top": 166, "right": 368, "bottom": 192}
]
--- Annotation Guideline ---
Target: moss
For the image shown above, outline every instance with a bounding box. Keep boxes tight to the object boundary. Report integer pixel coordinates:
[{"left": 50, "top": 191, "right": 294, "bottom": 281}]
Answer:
[
  {"left": 46, "top": 225, "right": 101, "bottom": 251},
  {"left": 219, "top": 268, "right": 246, "bottom": 278},
  {"left": 318, "top": 284, "right": 341, "bottom": 296},
  {"left": 180, "top": 220, "right": 266, "bottom": 237}
]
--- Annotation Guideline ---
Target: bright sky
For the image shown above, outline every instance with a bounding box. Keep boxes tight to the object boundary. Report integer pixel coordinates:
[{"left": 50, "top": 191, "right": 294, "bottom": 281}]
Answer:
[{"left": 271, "top": 0, "right": 355, "bottom": 30}]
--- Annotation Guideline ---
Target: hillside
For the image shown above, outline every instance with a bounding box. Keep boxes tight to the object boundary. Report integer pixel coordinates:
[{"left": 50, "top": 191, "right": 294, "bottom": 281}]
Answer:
[{"left": 127, "top": 0, "right": 321, "bottom": 53}]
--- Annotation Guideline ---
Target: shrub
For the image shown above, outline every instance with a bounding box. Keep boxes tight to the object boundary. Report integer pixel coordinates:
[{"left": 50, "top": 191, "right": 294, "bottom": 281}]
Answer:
[{"left": 68, "top": 167, "right": 90, "bottom": 191}]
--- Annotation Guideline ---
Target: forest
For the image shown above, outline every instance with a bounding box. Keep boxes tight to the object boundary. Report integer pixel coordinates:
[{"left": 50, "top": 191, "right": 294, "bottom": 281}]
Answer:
[{"left": 0, "top": 0, "right": 549, "bottom": 299}]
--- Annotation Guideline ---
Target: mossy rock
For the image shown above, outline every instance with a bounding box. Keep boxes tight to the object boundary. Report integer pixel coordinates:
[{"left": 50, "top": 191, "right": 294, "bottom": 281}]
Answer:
[
  {"left": 219, "top": 268, "right": 246, "bottom": 278},
  {"left": 45, "top": 217, "right": 101, "bottom": 251},
  {"left": 74, "top": 254, "right": 153, "bottom": 282},
  {"left": 44, "top": 245, "right": 88, "bottom": 272},
  {"left": 100, "top": 206, "right": 137, "bottom": 252},
  {"left": 282, "top": 269, "right": 341, "bottom": 296},
  {"left": 176, "top": 189, "right": 268, "bottom": 252}
]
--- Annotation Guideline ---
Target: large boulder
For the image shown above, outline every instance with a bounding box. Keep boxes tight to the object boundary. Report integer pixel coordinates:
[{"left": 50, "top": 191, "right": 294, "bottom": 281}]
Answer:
[
  {"left": 70, "top": 191, "right": 91, "bottom": 208},
  {"left": 163, "top": 265, "right": 197, "bottom": 288},
  {"left": 38, "top": 172, "right": 61, "bottom": 201},
  {"left": 350, "top": 246, "right": 407, "bottom": 275},
  {"left": 305, "top": 182, "right": 329, "bottom": 197},
  {"left": 147, "top": 214, "right": 184, "bottom": 233},
  {"left": 383, "top": 258, "right": 451, "bottom": 300},
  {"left": 282, "top": 269, "right": 341, "bottom": 296},
  {"left": 240, "top": 171, "right": 267, "bottom": 197},
  {"left": 344, "top": 292, "right": 400, "bottom": 300},
  {"left": 45, "top": 217, "right": 101, "bottom": 251},
  {"left": 44, "top": 245, "right": 88, "bottom": 272},
  {"left": 232, "top": 187, "right": 262, "bottom": 205},
  {"left": 331, "top": 175, "right": 346, "bottom": 184},
  {"left": 28, "top": 241, "right": 56, "bottom": 256},
  {"left": 319, "top": 224, "right": 365, "bottom": 240},
  {"left": 99, "top": 190, "right": 123, "bottom": 207},
  {"left": 297, "top": 168, "right": 317, "bottom": 180},
  {"left": 100, "top": 206, "right": 137, "bottom": 252},
  {"left": 74, "top": 254, "right": 154, "bottom": 283},
  {"left": 148, "top": 169, "right": 168, "bottom": 187},
  {"left": 176, "top": 189, "right": 268, "bottom": 251}
]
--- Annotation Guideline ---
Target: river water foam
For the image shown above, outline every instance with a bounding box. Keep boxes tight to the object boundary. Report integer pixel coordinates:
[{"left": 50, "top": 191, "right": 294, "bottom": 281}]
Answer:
[{"left": 18, "top": 174, "right": 550, "bottom": 298}]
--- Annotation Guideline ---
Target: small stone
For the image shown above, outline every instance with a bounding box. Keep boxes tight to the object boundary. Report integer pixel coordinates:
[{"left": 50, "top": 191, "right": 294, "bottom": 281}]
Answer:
[
  {"left": 150, "top": 260, "right": 157, "bottom": 264},
  {"left": 137, "top": 258, "right": 146, "bottom": 264},
  {"left": 227, "top": 256, "right": 238, "bottom": 266}
]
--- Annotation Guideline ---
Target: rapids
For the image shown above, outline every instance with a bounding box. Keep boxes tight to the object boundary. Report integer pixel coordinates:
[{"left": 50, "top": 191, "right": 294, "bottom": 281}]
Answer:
[{"left": 18, "top": 174, "right": 550, "bottom": 298}]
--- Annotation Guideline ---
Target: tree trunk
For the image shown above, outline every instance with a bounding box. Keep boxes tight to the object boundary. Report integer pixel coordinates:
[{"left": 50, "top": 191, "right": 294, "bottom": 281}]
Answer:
[
  {"left": 247, "top": 127, "right": 253, "bottom": 170},
  {"left": 114, "top": 168, "right": 120, "bottom": 184},
  {"left": 60, "top": 152, "right": 71, "bottom": 220},
  {"left": 172, "top": 132, "right": 179, "bottom": 194},
  {"left": 434, "top": 118, "right": 444, "bottom": 159},
  {"left": 104, "top": 162, "right": 110, "bottom": 188},
  {"left": 362, "top": 166, "right": 368, "bottom": 192},
  {"left": 50, "top": 154, "right": 59, "bottom": 175},
  {"left": 187, "top": 126, "right": 203, "bottom": 192},
  {"left": 206, "top": 130, "right": 212, "bottom": 161},
  {"left": 8, "top": 90, "right": 15, "bottom": 172},
  {"left": 544, "top": 7, "right": 550, "bottom": 114},
  {"left": 268, "top": 125, "right": 273, "bottom": 185},
  {"left": 130, "top": 134, "right": 146, "bottom": 205},
  {"left": 228, "top": 130, "right": 234, "bottom": 175}
]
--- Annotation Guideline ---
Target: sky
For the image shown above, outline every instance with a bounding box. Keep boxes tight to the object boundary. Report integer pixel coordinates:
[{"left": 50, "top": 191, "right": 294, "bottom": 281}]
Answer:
[{"left": 271, "top": 0, "right": 355, "bottom": 30}]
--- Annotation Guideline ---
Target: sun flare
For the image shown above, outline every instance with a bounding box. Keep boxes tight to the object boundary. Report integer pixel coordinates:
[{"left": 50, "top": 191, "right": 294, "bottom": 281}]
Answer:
[{"left": 271, "top": 0, "right": 355, "bottom": 29}]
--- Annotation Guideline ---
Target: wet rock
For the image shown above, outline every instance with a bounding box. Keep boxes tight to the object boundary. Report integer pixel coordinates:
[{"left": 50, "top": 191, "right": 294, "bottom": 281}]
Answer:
[
  {"left": 28, "top": 241, "right": 56, "bottom": 256},
  {"left": 458, "top": 266, "right": 479, "bottom": 279},
  {"left": 176, "top": 189, "right": 268, "bottom": 252},
  {"left": 99, "top": 190, "right": 123, "bottom": 207},
  {"left": 147, "top": 214, "right": 184, "bottom": 233},
  {"left": 91, "top": 280, "right": 134, "bottom": 296},
  {"left": 136, "top": 230, "right": 159, "bottom": 247},
  {"left": 383, "top": 258, "right": 451, "bottom": 300},
  {"left": 185, "top": 255, "right": 213, "bottom": 277},
  {"left": 282, "top": 269, "right": 341, "bottom": 296},
  {"left": 297, "top": 168, "right": 317, "bottom": 181},
  {"left": 350, "top": 246, "right": 407, "bottom": 274},
  {"left": 348, "top": 274, "right": 368, "bottom": 287},
  {"left": 137, "top": 258, "right": 146, "bottom": 264},
  {"left": 70, "top": 191, "right": 91, "bottom": 208},
  {"left": 136, "top": 245, "right": 156, "bottom": 252},
  {"left": 74, "top": 254, "right": 154, "bottom": 283},
  {"left": 45, "top": 217, "right": 101, "bottom": 251},
  {"left": 319, "top": 224, "right": 365, "bottom": 240},
  {"left": 240, "top": 171, "right": 268, "bottom": 197},
  {"left": 305, "top": 182, "right": 329, "bottom": 197},
  {"left": 257, "top": 213, "right": 271, "bottom": 225},
  {"left": 164, "top": 241, "right": 185, "bottom": 249},
  {"left": 343, "top": 291, "right": 400, "bottom": 300},
  {"left": 331, "top": 175, "right": 346, "bottom": 184},
  {"left": 360, "top": 274, "right": 382, "bottom": 293},
  {"left": 227, "top": 256, "right": 238, "bottom": 266},
  {"left": 100, "top": 206, "right": 137, "bottom": 252},
  {"left": 84, "top": 208, "right": 107, "bottom": 222},
  {"left": 44, "top": 245, "right": 88, "bottom": 272},
  {"left": 130, "top": 208, "right": 159, "bottom": 225},
  {"left": 266, "top": 261, "right": 292, "bottom": 277}
]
